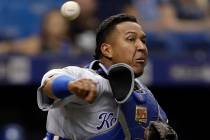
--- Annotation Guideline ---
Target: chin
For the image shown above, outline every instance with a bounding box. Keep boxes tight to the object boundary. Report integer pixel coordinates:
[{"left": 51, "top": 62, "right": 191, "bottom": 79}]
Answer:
[
  {"left": 132, "top": 64, "right": 145, "bottom": 77},
  {"left": 134, "top": 69, "right": 144, "bottom": 78}
]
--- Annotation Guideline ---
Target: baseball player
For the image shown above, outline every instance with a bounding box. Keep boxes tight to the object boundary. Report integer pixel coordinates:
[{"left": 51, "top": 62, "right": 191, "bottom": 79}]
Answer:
[
  {"left": 38, "top": 13, "right": 177, "bottom": 140},
  {"left": 92, "top": 13, "right": 178, "bottom": 140}
]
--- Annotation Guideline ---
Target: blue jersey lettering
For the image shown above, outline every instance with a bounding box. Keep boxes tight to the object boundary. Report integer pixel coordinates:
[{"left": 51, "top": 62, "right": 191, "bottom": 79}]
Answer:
[{"left": 97, "top": 112, "right": 117, "bottom": 130}]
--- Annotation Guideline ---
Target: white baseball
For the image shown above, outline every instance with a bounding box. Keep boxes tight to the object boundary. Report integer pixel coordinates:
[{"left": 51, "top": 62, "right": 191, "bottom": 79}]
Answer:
[{"left": 60, "top": 1, "right": 80, "bottom": 20}]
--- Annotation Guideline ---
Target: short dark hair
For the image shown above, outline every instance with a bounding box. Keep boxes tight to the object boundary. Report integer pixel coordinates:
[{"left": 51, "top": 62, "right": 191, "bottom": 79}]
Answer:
[{"left": 94, "top": 13, "right": 138, "bottom": 60}]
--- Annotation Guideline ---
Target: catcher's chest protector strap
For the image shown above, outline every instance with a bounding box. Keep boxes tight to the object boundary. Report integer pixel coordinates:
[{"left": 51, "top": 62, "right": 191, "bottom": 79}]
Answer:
[{"left": 86, "top": 60, "right": 109, "bottom": 78}]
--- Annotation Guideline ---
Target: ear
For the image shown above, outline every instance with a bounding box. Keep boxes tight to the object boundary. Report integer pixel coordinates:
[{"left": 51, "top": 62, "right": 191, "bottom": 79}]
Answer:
[{"left": 101, "top": 43, "right": 113, "bottom": 59}]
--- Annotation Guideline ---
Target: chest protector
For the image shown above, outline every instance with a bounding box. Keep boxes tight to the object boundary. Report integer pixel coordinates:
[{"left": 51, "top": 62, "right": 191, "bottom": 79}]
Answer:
[{"left": 120, "top": 80, "right": 168, "bottom": 140}]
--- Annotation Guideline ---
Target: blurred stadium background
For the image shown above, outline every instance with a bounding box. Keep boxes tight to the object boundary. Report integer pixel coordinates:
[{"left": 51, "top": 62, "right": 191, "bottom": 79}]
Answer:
[{"left": 0, "top": 0, "right": 210, "bottom": 140}]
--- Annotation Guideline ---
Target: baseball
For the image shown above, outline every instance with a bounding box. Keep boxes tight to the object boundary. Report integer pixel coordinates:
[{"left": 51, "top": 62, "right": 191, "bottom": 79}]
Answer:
[{"left": 60, "top": 1, "right": 80, "bottom": 20}]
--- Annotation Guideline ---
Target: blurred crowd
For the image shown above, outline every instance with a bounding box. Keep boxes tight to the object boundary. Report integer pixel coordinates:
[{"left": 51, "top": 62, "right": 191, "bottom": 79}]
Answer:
[{"left": 0, "top": 0, "right": 210, "bottom": 57}]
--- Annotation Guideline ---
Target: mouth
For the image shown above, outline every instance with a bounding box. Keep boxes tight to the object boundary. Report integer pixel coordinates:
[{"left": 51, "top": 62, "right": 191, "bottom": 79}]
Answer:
[
  {"left": 136, "top": 59, "right": 145, "bottom": 63},
  {"left": 136, "top": 58, "right": 146, "bottom": 64}
]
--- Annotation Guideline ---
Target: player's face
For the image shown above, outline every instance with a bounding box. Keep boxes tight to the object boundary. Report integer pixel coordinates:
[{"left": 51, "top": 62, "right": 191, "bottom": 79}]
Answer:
[{"left": 109, "top": 21, "right": 148, "bottom": 77}]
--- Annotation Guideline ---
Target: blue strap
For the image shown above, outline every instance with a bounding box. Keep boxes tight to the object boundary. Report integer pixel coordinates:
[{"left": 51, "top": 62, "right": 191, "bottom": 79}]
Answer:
[
  {"left": 52, "top": 75, "right": 74, "bottom": 99},
  {"left": 46, "top": 132, "right": 54, "bottom": 140},
  {"left": 46, "top": 132, "right": 69, "bottom": 140}
]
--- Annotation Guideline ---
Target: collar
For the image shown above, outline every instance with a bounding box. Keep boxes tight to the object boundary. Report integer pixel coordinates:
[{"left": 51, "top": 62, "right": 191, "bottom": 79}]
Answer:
[{"left": 87, "top": 60, "right": 109, "bottom": 79}]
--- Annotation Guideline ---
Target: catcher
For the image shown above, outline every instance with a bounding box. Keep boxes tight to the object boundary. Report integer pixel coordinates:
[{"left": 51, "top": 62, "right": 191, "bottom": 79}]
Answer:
[
  {"left": 94, "top": 14, "right": 178, "bottom": 140},
  {"left": 37, "top": 13, "right": 178, "bottom": 140}
]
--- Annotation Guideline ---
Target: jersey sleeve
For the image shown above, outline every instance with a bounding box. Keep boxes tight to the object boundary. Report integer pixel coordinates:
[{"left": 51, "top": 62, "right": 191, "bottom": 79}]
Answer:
[
  {"left": 37, "top": 66, "right": 112, "bottom": 111},
  {"left": 37, "top": 66, "right": 84, "bottom": 111}
]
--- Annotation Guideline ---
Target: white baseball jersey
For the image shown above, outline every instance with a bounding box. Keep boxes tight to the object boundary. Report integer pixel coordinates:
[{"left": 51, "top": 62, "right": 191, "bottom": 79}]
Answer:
[{"left": 37, "top": 62, "right": 120, "bottom": 140}]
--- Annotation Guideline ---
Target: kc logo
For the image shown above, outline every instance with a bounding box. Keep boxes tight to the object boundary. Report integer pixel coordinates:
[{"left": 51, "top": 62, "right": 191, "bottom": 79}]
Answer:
[{"left": 96, "top": 112, "right": 117, "bottom": 130}]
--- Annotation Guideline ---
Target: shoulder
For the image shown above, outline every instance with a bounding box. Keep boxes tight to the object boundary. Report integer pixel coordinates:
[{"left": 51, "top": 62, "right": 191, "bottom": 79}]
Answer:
[
  {"left": 63, "top": 66, "right": 83, "bottom": 72},
  {"left": 42, "top": 66, "right": 80, "bottom": 79},
  {"left": 40, "top": 66, "right": 81, "bottom": 85}
]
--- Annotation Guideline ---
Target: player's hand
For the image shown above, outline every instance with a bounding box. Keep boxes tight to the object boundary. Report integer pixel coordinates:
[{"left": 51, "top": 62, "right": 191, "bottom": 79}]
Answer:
[{"left": 68, "top": 79, "right": 97, "bottom": 103}]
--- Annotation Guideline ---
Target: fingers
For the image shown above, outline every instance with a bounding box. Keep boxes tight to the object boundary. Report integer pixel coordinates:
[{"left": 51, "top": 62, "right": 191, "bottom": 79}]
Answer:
[
  {"left": 68, "top": 79, "right": 97, "bottom": 103},
  {"left": 84, "top": 82, "right": 97, "bottom": 103}
]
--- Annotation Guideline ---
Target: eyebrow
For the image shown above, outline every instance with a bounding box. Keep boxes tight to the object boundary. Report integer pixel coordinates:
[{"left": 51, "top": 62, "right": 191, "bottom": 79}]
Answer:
[
  {"left": 125, "top": 31, "right": 136, "bottom": 35},
  {"left": 125, "top": 31, "right": 146, "bottom": 38}
]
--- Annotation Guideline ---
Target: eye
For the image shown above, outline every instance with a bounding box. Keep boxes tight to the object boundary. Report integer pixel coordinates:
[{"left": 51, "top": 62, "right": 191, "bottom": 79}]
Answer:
[
  {"left": 141, "top": 36, "right": 146, "bottom": 44},
  {"left": 127, "top": 37, "right": 136, "bottom": 42},
  {"left": 141, "top": 38, "right": 146, "bottom": 44}
]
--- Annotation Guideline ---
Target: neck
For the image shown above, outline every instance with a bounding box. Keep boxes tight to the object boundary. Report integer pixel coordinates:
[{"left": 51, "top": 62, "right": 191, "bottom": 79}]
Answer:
[{"left": 99, "top": 57, "right": 113, "bottom": 68}]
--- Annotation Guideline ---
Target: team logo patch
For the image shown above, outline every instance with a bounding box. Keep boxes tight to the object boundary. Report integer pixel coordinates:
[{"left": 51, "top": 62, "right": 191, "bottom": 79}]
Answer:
[{"left": 135, "top": 105, "right": 147, "bottom": 124}]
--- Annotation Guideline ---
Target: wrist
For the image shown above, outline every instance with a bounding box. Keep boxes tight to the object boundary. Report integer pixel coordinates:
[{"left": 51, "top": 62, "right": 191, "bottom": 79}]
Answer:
[{"left": 51, "top": 75, "right": 74, "bottom": 99}]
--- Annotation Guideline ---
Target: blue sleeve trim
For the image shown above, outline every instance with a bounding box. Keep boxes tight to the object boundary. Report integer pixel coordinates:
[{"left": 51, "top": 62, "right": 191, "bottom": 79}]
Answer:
[{"left": 52, "top": 75, "right": 74, "bottom": 99}]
